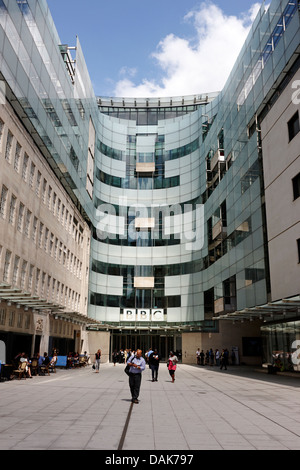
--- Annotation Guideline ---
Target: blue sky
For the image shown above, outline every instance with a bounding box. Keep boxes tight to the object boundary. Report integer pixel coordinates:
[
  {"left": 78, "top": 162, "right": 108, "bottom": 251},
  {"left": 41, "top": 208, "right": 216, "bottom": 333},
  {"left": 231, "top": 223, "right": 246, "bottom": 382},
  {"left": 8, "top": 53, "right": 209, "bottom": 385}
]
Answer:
[{"left": 47, "top": 0, "right": 265, "bottom": 98}]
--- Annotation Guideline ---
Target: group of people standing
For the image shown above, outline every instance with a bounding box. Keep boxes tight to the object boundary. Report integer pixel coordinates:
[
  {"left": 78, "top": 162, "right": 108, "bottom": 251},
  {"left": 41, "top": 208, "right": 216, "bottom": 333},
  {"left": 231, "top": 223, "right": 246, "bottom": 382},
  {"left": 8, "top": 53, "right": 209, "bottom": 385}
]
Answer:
[
  {"left": 196, "top": 348, "right": 233, "bottom": 370},
  {"left": 112, "top": 349, "right": 132, "bottom": 365}
]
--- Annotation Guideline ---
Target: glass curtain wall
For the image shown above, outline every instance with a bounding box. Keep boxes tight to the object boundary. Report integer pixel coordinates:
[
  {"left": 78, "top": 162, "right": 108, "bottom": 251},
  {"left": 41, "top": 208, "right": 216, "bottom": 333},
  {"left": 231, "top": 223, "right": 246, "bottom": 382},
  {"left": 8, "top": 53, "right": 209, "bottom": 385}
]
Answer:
[{"left": 261, "top": 321, "right": 300, "bottom": 371}]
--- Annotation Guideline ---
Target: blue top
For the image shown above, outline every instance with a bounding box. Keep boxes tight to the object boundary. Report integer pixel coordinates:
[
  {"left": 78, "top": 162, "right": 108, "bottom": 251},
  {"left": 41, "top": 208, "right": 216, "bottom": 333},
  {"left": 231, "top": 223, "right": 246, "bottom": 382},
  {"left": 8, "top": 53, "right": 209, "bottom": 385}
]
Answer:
[
  {"left": 128, "top": 355, "right": 146, "bottom": 374},
  {"left": 38, "top": 356, "right": 44, "bottom": 366}
]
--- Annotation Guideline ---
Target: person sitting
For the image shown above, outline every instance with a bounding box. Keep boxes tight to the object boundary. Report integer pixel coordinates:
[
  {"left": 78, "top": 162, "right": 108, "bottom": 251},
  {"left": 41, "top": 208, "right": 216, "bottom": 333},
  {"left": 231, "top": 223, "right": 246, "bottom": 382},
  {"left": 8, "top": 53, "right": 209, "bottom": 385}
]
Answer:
[
  {"left": 38, "top": 354, "right": 45, "bottom": 375},
  {"left": 19, "top": 353, "right": 32, "bottom": 378},
  {"left": 43, "top": 352, "right": 50, "bottom": 366},
  {"left": 39, "top": 352, "right": 50, "bottom": 375},
  {"left": 49, "top": 353, "right": 57, "bottom": 371}
]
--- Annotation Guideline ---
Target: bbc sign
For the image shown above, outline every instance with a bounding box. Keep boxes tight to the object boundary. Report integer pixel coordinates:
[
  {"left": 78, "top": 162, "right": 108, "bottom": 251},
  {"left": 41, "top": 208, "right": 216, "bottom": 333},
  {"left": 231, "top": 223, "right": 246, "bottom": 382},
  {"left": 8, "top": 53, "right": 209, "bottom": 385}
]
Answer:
[{"left": 123, "top": 309, "right": 164, "bottom": 322}]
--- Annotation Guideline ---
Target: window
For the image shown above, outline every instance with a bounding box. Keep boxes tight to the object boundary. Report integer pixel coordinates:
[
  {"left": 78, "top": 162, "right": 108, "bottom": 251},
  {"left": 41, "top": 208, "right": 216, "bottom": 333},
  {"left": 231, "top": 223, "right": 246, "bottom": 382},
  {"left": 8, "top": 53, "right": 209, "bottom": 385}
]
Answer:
[
  {"left": 22, "top": 153, "right": 29, "bottom": 181},
  {"left": 292, "top": 173, "right": 300, "bottom": 200},
  {"left": 12, "top": 256, "right": 20, "bottom": 285},
  {"left": 5, "top": 130, "right": 13, "bottom": 162},
  {"left": 0, "top": 308, "right": 6, "bottom": 326},
  {"left": 41, "top": 272, "right": 46, "bottom": 296},
  {"left": 49, "top": 233, "right": 54, "bottom": 256},
  {"left": 20, "top": 261, "right": 27, "bottom": 289},
  {"left": 24, "top": 209, "right": 32, "bottom": 237},
  {"left": 28, "top": 265, "right": 34, "bottom": 290},
  {"left": 0, "top": 185, "right": 8, "bottom": 218},
  {"left": 14, "top": 142, "right": 22, "bottom": 172},
  {"left": 32, "top": 216, "right": 38, "bottom": 242},
  {"left": 35, "top": 269, "right": 40, "bottom": 296},
  {"left": 8, "top": 311, "right": 15, "bottom": 328},
  {"left": 29, "top": 162, "right": 36, "bottom": 188},
  {"left": 35, "top": 171, "right": 41, "bottom": 196},
  {"left": 17, "top": 203, "right": 25, "bottom": 232},
  {"left": 38, "top": 222, "right": 44, "bottom": 248},
  {"left": 9, "top": 195, "right": 17, "bottom": 225},
  {"left": 288, "top": 111, "right": 300, "bottom": 142},
  {"left": 48, "top": 186, "right": 52, "bottom": 209},
  {"left": 3, "top": 250, "right": 12, "bottom": 283},
  {"left": 44, "top": 228, "right": 49, "bottom": 251},
  {"left": 0, "top": 118, "right": 4, "bottom": 145},
  {"left": 42, "top": 179, "right": 47, "bottom": 203}
]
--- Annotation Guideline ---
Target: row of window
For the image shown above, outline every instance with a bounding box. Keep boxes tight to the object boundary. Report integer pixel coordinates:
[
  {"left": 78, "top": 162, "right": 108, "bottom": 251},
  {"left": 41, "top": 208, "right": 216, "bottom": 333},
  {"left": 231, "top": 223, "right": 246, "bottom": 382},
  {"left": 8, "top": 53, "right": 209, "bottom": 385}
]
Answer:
[
  {"left": 285, "top": 108, "right": 299, "bottom": 265},
  {"left": 0, "top": 246, "right": 82, "bottom": 312},
  {"left": 0, "top": 308, "right": 31, "bottom": 329},
  {"left": 99, "top": 105, "right": 199, "bottom": 125},
  {"left": 90, "top": 292, "right": 181, "bottom": 309},
  {"left": 0, "top": 118, "right": 85, "bottom": 245},
  {"left": 96, "top": 169, "right": 180, "bottom": 190},
  {"left": 50, "top": 317, "right": 75, "bottom": 337},
  {"left": 91, "top": 216, "right": 252, "bottom": 279},
  {"left": 0, "top": 307, "right": 75, "bottom": 337},
  {"left": 237, "top": 0, "right": 298, "bottom": 106},
  {"left": 0, "top": 185, "right": 83, "bottom": 278},
  {"left": 97, "top": 137, "right": 200, "bottom": 163}
]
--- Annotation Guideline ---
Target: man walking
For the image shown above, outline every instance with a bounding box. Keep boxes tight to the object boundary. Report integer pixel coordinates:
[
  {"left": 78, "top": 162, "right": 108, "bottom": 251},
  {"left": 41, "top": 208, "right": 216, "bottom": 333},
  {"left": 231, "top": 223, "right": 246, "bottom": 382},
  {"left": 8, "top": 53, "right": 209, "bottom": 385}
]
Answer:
[
  {"left": 149, "top": 349, "right": 161, "bottom": 382},
  {"left": 127, "top": 349, "right": 146, "bottom": 404},
  {"left": 220, "top": 349, "right": 228, "bottom": 370}
]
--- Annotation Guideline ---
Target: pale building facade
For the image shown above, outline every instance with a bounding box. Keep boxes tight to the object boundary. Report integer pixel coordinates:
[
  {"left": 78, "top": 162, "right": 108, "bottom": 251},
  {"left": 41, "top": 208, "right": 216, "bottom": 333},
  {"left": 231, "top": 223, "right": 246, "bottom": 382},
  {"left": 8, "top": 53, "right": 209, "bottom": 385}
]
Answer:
[{"left": 0, "top": 100, "right": 92, "bottom": 359}]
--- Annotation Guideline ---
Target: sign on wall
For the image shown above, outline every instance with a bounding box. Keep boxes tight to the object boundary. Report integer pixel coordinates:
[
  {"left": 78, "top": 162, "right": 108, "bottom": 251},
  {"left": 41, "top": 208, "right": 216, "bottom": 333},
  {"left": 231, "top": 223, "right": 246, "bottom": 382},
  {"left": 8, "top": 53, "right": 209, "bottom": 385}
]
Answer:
[{"left": 123, "top": 309, "right": 164, "bottom": 322}]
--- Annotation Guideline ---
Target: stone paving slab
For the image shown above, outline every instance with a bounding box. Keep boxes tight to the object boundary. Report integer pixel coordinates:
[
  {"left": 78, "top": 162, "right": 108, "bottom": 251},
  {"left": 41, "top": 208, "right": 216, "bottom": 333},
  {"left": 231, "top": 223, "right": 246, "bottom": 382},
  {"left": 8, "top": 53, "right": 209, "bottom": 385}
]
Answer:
[{"left": 1, "top": 362, "right": 300, "bottom": 451}]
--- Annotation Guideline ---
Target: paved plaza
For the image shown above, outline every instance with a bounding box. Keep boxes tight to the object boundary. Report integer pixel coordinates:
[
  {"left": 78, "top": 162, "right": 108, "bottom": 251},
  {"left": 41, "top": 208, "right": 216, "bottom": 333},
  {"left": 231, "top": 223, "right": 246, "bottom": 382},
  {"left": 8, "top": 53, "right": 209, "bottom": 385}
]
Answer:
[{"left": 1, "top": 362, "right": 300, "bottom": 451}]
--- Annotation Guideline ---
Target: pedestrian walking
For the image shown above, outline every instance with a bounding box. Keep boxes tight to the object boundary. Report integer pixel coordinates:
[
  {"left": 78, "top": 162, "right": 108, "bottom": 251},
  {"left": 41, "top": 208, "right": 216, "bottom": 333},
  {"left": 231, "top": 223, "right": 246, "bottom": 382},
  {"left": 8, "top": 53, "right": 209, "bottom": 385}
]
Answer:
[
  {"left": 112, "top": 349, "right": 118, "bottom": 366},
  {"left": 94, "top": 349, "right": 101, "bottom": 372},
  {"left": 205, "top": 350, "right": 209, "bottom": 365},
  {"left": 196, "top": 348, "right": 201, "bottom": 365},
  {"left": 215, "top": 349, "right": 220, "bottom": 367},
  {"left": 127, "top": 349, "right": 146, "bottom": 404},
  {"left": 220, "top": 349, "right": 228, "bottom": 370},
  {"left": 167, "top": 351, "right": 178, "bottom": 383},
  {"left": 231, "top": 349, "right": 236, "bottom": 365},
  {"left": 200, "top": 349, "right": 205, "bottom": 366},
  {"left": 149, "top": 349, "right": 161, "bottom": 382},
  {"left": 209, "top": 348, "right": 215, "bottom": 366},
  {"left": 119, "top": 349, "right": 125, "bottom": 364}
]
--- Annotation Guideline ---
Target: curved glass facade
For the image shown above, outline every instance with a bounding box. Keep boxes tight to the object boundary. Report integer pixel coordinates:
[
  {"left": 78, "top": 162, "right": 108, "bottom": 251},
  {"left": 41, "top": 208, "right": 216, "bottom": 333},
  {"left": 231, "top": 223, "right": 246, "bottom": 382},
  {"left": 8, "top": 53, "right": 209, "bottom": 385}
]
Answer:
[{"left": 88, "top": 0, "right": 300, "bottom": 330}]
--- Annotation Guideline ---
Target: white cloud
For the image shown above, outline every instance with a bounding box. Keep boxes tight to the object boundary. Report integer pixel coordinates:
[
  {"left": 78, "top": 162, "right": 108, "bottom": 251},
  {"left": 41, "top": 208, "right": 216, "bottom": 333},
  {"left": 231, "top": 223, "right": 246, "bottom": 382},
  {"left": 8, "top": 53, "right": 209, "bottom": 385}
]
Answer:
[{"left": 113, "top": 2, "right": 262, "bottom": 98}]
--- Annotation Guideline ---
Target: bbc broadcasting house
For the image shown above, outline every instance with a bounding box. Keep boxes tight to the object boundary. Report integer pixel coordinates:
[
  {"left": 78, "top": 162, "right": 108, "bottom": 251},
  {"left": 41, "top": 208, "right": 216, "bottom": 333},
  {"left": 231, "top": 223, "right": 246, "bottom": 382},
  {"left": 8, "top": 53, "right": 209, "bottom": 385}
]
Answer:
[{"left": 0, "top": 0, "right": 299, "bottom": 371}]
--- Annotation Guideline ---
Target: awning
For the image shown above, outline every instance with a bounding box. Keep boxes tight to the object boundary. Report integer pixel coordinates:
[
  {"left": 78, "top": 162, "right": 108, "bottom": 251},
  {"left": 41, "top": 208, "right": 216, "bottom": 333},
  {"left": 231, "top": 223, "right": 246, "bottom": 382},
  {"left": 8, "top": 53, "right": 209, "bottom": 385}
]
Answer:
[
  {"left": 0, "top": 283, "right": 102, "bottom": 327},
  {"left": 212, "top": 296, "right": 300, "bottom": 323}
]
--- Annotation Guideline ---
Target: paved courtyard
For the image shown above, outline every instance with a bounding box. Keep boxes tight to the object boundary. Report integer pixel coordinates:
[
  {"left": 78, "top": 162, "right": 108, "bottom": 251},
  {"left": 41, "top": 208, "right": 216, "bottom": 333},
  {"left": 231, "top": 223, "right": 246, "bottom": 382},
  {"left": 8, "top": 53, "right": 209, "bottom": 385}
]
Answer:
[{"left": 1, "top": 362, "right": 300, "bottom": 451}]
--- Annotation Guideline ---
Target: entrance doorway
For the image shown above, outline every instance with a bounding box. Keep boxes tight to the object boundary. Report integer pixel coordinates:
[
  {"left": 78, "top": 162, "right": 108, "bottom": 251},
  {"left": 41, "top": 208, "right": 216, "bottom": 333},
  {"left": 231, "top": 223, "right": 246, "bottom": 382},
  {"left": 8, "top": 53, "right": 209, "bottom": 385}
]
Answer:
[{"left": 111, "top": 331, "right": 182, "bottom": 362}]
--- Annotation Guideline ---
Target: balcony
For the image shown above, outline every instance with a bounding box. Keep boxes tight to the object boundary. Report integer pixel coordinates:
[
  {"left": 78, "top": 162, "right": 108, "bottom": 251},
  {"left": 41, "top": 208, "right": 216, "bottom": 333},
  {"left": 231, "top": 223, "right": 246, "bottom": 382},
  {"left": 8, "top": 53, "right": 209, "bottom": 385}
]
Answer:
[
  {"left": 134, "top": 277, "right": 155, "bottom": 289},
  {"left": 135, "top": 218, "right": 155, "bottom": 230},
  {"left": 210, "top": 149, "right": 225, "bottom": 171},
  {"left": 212, "top": 219, "right": 227, "bottom": 241},
  {"left": 136, "top": 162, "right": 155, "bottom": 173}
]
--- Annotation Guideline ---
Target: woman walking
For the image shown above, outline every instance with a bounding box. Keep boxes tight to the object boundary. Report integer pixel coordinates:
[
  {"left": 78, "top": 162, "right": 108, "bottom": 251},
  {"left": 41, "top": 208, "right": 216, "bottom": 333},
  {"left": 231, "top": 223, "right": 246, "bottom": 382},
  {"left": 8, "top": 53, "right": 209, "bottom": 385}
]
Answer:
[
  {"left": 94, "top": 349, "right": 101, "bottom": 373},
  {"left": 167, "top": 351, "right": 178, "bottom": 383}
]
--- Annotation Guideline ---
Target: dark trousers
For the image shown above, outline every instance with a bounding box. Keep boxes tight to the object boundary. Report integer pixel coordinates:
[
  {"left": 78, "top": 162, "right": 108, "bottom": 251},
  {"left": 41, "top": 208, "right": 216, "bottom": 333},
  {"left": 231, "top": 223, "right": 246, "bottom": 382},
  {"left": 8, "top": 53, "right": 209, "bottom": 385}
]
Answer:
[
  {"left": 150, "top": 364, "right": 159, "bottom": 380},
  {"left": 129, "top": 372, "right": 142, "bottom": 400}
]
